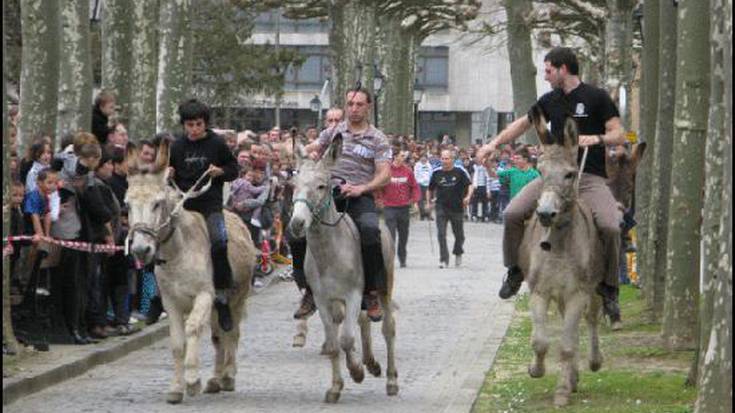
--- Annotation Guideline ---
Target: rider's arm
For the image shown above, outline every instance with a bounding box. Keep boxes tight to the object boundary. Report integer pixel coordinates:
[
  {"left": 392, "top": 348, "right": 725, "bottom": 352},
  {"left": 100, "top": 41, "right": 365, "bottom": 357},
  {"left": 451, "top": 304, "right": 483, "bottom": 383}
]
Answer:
[
  {"left": 365, "top": 161, "right": 391, "bottom": 193},
  {"left": 477, "top": 115, "right": 532, "bottom": 159},
  {"left": 600, "top": 117, "right": 625, "bottom": 145}
]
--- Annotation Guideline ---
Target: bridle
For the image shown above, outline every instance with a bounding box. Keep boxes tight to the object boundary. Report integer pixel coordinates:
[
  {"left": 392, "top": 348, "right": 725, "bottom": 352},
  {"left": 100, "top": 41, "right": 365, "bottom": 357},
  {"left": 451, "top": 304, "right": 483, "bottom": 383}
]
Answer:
[
  {"left": 292, "top": 177, "right": 349, "bottom": 227},
  {"left": 125, "top": 170, "right": 213, "bottom": 257}
]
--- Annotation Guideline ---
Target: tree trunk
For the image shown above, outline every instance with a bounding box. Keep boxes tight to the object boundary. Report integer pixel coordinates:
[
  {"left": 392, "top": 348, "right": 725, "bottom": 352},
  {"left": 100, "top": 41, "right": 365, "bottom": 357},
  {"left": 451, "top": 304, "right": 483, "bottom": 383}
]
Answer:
[
  {"left": 18, "top": 0, "right": 61, "bottom": 151},
  {"left": 101, "top": 0, "right": 134, "bottom": 125},
  {"left": 328, "top": 0, "right": 377, "bottom": 109},
  {"left": 57, "top": 0, "right": 93, "bottom": 139},
  {"left": 604, "top": 0, "right": 636, "bottom": 130},
  {"left": 156, "top": 0, "right": 193, "bottom": 134},
  {"left": 694, "top": 0, "right": 731, "bottom": 408},
  {"left": 376, "top": 17, "right": 417, "bottom": 136},
  {"left": 642, "top": 0, "right": 677, "bottom": 322},
  {"left": 504, "top": 0, "right": 538, "bottom": 144},
  {"left": 128, "top": 0, "right": 158, "bottom": 142},
  {"left": 661, "top": 0, "right": 710, "bottom": 351},
  {"left": 3, "top": 15, "right": 22, "bottom": 356},
  {"left": 635, "top": 0, "right": 659, "bottom": 293}
]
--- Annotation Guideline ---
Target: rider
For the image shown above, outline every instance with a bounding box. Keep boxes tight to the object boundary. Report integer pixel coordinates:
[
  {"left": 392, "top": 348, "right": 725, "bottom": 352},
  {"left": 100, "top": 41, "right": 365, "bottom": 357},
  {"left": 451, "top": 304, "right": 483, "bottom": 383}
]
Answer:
[
  {"left": 476, "top": 47, "right": 626, "bottom": 323},
  {"left": 290, "top": 88, "right": 391, "bottom": 322},
  {"left": 168, "top": 99, "right": 240, "bottom": 332}
]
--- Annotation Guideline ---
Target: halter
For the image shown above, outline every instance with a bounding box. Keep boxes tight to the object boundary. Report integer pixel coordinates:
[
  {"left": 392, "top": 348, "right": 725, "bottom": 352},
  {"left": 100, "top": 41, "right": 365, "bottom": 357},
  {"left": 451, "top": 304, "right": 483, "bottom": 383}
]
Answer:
[
  {"left": 292, "top": 177, "right": 349, "bottom": 227},
  {"left": 125, "top": 170, "right": 213, "bottom": 257}
]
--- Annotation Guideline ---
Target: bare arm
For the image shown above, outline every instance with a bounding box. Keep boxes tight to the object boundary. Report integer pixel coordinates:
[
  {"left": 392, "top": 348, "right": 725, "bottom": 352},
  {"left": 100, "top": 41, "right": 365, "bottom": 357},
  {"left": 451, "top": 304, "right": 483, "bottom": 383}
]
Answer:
[
  {"left": 476, "top": 115, "right": 532, "bottom": 162},
  {"left": 341, "top": 161, "right": 391, "bottom": 197},
  {"left": 578, "top": 116, "right": 625, "bottom": 147}
]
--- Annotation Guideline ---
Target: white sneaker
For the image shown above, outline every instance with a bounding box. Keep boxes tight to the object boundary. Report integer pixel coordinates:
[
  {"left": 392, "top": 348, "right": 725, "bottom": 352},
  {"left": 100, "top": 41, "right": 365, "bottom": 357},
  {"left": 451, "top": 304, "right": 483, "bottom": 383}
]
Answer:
[
  {"left": 455, "top": 255, "right": 462, "bottom": 267},
  {"left": 439, "top": 261, "right": 448, "bottom": 269},
  {"left": 160, "top": 312, "right": 168, "bottom": 320},
  {"left": 253, "top": 277, "right": 265, "bottom": 288}
]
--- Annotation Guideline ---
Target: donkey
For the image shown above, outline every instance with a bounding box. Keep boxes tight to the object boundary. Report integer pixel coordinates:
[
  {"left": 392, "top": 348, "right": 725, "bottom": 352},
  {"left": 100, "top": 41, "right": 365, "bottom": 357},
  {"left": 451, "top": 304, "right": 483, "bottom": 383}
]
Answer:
[
  {"left": 125, "top": 140, "right": 256, "bottom": 404},
  {"left": 516, "top": 106, "right": 605, "bottom": 407},
  {"left": 288, "top": 136, "right": 399, "bottom": 403}
]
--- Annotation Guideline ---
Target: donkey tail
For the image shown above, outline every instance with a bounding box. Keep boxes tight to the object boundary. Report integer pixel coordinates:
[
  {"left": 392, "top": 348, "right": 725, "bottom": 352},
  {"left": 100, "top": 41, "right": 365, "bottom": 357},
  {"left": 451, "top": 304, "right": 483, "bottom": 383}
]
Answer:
[{"left": 329, "top": 299, "right": 346, "bottom": 324}]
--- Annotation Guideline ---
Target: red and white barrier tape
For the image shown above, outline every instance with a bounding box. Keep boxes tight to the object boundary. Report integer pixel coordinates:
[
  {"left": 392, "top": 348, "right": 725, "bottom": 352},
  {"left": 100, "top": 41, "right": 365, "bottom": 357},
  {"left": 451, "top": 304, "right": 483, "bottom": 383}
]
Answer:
[{"left": 3, "top": 235, "right": 124, "bottom": 257}]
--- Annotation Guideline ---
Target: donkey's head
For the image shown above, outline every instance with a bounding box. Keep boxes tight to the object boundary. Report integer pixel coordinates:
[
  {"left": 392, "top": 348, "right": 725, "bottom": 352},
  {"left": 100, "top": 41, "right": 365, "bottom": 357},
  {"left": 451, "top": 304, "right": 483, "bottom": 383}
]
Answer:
[
  {"left": 529, "top": 105, "right": 579, "bottom": 229},
  {"left": 125, "top": 139, "right": 174, "bottom": 265},
  {"left": 288, "top": 134, "right": 343, "bottom": 237}
]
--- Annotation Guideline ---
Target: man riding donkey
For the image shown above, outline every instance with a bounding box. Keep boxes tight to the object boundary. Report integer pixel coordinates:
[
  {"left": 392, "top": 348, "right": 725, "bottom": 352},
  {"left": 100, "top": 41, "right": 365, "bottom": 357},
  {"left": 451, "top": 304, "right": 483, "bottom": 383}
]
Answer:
[
  {"left": 477, "top": 47, "right": 626, "bottom": 327},
  {"left": 167, "top": 99, "right": 240, "bottom": 331},
  {"left": 289, "top": 87, "right": 392, "bottom": 323}
]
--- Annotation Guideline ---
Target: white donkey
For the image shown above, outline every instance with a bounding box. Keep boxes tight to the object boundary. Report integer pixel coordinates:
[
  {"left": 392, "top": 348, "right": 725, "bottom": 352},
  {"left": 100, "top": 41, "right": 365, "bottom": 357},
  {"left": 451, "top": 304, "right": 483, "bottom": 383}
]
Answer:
[
  {"left": 125, "top": 140, "right": 256, "bottom": 404},
  {"left": 517, "top": 106, "right": 605, "bottom": 407},
  {"left": 288, "top": 136, "right": 399, "bottom": 403}
]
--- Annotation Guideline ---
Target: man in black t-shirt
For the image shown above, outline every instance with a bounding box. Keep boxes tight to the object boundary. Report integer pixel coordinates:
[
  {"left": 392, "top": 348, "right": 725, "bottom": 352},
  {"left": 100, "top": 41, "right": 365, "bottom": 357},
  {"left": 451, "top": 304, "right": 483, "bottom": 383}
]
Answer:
[
  {"left": 477, "top": 47, "right": 626, "bottom": 326},
  {"left": 428, "top": 149, "right": 473, "bottom": 268}
]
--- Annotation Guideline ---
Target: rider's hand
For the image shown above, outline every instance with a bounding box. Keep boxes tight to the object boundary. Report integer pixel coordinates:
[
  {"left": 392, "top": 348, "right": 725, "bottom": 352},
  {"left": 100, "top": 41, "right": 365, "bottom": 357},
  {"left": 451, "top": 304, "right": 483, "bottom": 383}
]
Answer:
[
  {"left": 578, "top": 134, "right": 604, "bottom": 147},
  {"left": 340, "top": 183, "right": 366, "bottom": 198},
  {"left": 476, "top": 140, "right": 497, "bottom": 163},
  {"left": 207, "top": 164, "right": 224, "bottom": 177},
  {"left": 167, "top": 167, "right": 175, "bottom": 178}
]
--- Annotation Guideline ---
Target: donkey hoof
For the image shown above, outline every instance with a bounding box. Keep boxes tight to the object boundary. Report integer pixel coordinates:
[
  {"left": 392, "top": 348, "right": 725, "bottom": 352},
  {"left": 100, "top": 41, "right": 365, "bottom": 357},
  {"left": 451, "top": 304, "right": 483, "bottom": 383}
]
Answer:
[
  {"left": 221, "top": 377, "right": 236, "bottom": 391},
  {"left": 186, "top": 379, "right": 202, "bottom": 397},
  {"left": 293, "top": 334, "right": 306, "bottom": 348},
  {"left": 611, "top": 320, "right": 623, "bottom": 331},
  {"left": 325, "top": 390, "right": 341, "bottom": 403},
  {"left": 589, "top": 359, "right": 603, "bottom": 372},
  {"left": 365, "top": 360, "right": 382, "bottom": 377},
  {"left": 553, "top": 392, "right": 570, "bottom": 407},
  {"left": 166, "top": 391, "right": 184, "bottom": 404},
  {"left": 350, "top": 366, "right": 365, "bottom": 383},
  {"left": 528, "top": 365, "right": 545, "bottom": 378},
  {"left": 204, "top": 378, "right": 221, "bottom": 394},
  {"left": 387, "top": 383, "right": 400, "bottom": 396}
]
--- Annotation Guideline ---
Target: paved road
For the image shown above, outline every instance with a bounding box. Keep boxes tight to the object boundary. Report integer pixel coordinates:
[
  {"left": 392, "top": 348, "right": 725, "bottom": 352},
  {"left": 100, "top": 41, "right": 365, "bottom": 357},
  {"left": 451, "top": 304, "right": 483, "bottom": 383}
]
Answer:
[{"left": 8, "top": 219, "right": 514, "bottom": 413}]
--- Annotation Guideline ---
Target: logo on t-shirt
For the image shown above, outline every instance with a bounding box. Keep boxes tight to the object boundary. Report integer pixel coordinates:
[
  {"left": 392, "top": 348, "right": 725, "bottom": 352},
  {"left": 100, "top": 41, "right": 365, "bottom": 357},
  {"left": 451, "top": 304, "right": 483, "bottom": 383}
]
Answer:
[{"left": 574, "top": 103, "right": 588, "bottom": 118}]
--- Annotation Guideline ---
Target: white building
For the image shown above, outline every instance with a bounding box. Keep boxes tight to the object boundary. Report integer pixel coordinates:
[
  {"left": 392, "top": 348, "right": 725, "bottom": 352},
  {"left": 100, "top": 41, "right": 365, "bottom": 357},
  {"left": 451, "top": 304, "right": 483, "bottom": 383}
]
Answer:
[{"left": 235, "top": 3, "right": 550, "bottom": 147}]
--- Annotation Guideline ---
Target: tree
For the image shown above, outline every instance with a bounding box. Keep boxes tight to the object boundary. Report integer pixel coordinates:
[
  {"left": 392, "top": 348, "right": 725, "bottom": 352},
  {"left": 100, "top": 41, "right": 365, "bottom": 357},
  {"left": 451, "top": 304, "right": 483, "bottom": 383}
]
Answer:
[
  {"left": 602, "top": 0, "right": 636, "bottom": 130},
  {"left": 661, "top": 0, "right": 710, "bottom": 351},
  {"left": 635, "top": 0, "right": 659, "bottom": 299},
  {"left": 156, "top": 0, "right": 193, "bottom": 134},
  {"left": 3, "top": 0, "right": 22, "bottom": 96},
  {"left": 503, "top": 0, "right": 537, "bottom": 144},
  {"left": 128, "top": 0, "right": 158, "bottom": 142},
  {"left": 3, "top": 13, "right": 22, "bottom": 356},
  {"left": 18, "top": 0, "right": 61, "bottom": 151},
  {"left": 101, "top": 0, "right": 134, "bottom": 125},
  {"left": 641, "top": 0, "right": 677, "bottom": 322},
  {"left": 57, "top": 0, "right": 94, "bottom": 139},
  {"left": 693, "top": 0, "right": 731, "bottom": 407}
]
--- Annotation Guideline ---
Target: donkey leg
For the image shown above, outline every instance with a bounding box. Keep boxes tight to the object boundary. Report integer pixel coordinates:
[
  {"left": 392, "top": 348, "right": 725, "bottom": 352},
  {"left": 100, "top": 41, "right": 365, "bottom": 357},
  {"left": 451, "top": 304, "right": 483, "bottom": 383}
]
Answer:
[
  {"left": 528, "top": 293, "right": 550, "bottom": 378},
  {"left": 317, "top": 301, "right": 343, "bottom": 403},
  {"left": 165, "top": 307, "right": 186, "bottom": 404},
  {"left": 293, "top": 318, "right": 308, "bottom": 348},
  {"left": 381, "top": 295, "right": 399, "bottom": 396},
  {"left": 587, "top": 294, "right": 604, "bottom": 372},
  {"left": 183, "top": 292, "right": 213, "bottom": 397},
  {"left": 342, "top": 293, "right": 365, "bottom": 384},
  {"left": 204, "top": 326, "right": 225, "bottom": 394},
  {"left": 220, "top": 293, "right": 246, "bottom": 392},
  {"left": 554, "top": 294, "right": 586, "bottom": 407},
  {"left": 359, "top": 311, "right": 381, "bottom": 377}
]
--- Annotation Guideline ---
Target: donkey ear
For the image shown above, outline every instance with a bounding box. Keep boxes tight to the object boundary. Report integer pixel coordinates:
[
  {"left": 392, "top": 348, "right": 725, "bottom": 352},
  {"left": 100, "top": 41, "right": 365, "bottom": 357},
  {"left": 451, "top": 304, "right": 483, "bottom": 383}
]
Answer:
[
  {"left": 152, "top": 138, "right": 171, "bottom": 174},
  {"left": 529, "top": 105, "right": 552, "bottom": 145},
  {"left": 320, "top": 133, "right": 343, "bottom": 169},
  {"left": 563, "top": 117, "right": 578, "bottom": 149},
  {"left": 294, "top": 143, "right": 307, "bottom": 169},
  {"left": 126, "top": 144, "right": 140, "bottom": 175}
]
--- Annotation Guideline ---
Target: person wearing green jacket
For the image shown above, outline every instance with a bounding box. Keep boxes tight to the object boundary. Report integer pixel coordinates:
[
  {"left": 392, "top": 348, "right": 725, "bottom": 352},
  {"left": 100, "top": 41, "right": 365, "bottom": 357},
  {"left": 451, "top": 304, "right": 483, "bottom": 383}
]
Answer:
[{"left": 492, "top": 148, "right": 540, "bottom": 199}]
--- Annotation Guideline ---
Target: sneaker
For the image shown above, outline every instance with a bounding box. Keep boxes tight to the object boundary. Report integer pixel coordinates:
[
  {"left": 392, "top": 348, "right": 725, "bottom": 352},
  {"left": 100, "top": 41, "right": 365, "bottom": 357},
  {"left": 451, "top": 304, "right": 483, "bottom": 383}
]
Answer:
[
  {"left": 145, "top": 296, "right": 164, "bottom": 325},
  {"left": 293, "top": 291, "right": 317, "bottom": 320},
  {"left": 439, "top": 260, "right": 448, "bottom": 269},
  {"left": 214, "top": 297, "right": 233, "bottom": 332},
  {"left": 364, "top": 294, "right": 383, "bottom": 322},
  {"left": 499, "top": 267, "right": 524, "bottom": 299},
  {"left": 454, "top": 255, "right": 462, "bottom": 267},
  {"left": 89, "top": 326, "right": 108, "bottom": 339},
  {"left": 35, "top": 288, "right": 50, "bottom": 296},
  {"left": 253, "top": 277, "right": 265, "bottom": 289}
]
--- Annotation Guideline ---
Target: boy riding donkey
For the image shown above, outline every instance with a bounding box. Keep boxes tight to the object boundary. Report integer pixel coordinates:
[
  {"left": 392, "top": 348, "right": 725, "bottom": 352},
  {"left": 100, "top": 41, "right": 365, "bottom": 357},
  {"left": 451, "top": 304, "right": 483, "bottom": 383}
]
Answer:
[
  {"left": 290, "top": 87, "right": 392, "bottom": 323},
  {"left": 477, "top": 47, "right": 626, "bottom": 328}
]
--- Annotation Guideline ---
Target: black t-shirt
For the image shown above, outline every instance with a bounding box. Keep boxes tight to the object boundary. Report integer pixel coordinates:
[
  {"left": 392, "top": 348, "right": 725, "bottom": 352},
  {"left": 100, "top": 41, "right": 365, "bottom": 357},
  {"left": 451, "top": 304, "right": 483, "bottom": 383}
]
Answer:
[
  {"left": 532, "top": 83, "right": 619, "bottom": 178},
  {"left": 429, "top": 167, "right": 471, "bottom": 213}
]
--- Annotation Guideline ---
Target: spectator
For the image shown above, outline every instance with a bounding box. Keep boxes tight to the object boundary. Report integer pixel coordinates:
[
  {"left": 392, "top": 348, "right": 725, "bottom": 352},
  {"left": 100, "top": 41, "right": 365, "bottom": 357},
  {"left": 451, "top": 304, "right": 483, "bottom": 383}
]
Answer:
[
  {"left": 428, "top": 149, "right": 473, "bottom": 268},
  {"left": 228, "top": 167, "right": 269, "bottom": 246},
  {"left": 323, "top": 107, "right": 344, "bottom": 130},
  {"left": 494, "top": 148, "right": 540, "bottom": 200},
  {"left": 105, "top": 122, "right": 128, "bottom": 152},
  {"left": 486, "top": 159, "right": 503, "bottom": 223},
  {"left": 413, "top": 153, "right": 433, "bottom": 220},
  {"left": 471, "top": 161, "right": 490, "bottom": 222},
  {"left": 92, "top": 90, "right": 117, "bottom": 145},
  {"left": 23, "top": 168, "right": 58, "bottom": 245},
  {"left": 138, "top": 139, "right": 157, "bottom": 165}
]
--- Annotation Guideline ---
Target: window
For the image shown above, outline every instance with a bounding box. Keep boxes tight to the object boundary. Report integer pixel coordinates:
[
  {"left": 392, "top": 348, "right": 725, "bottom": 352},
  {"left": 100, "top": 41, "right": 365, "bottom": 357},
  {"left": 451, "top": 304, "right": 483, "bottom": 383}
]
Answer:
[
  {"left": 285, "top": 46, "right": 331, "bottom": 90},
  {"left": 416, "top": 47, "right": 449, "bottom": 89},
  {"left": 255, "top": 11, "right": 329, "bottom": 33}
]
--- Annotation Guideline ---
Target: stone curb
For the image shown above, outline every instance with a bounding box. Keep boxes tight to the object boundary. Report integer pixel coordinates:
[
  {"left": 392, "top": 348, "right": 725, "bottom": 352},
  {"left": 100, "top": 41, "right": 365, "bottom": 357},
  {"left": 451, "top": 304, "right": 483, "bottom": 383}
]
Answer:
[{"left": 2, "top": 321, "right": 170, "bottom": 406}]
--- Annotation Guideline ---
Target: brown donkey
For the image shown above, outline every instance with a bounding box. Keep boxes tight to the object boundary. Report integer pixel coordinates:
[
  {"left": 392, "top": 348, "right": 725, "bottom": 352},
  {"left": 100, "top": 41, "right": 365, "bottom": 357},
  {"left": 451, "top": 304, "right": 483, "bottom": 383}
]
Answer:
[{"left": 517, "top": 106, "right": 605, "bottom": 407}]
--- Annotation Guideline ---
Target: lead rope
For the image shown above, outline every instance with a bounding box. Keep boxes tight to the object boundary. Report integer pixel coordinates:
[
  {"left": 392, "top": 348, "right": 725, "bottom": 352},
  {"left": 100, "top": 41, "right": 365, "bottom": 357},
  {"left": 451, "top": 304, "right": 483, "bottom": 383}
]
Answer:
[{"left": 576, "top": 146, "right": 589, "bottom": 195}]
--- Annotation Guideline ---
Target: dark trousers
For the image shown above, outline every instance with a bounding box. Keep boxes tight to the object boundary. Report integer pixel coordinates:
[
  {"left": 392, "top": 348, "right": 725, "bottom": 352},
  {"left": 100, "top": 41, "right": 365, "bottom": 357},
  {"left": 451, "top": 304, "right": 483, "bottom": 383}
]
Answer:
[
  {"left": 86, "top": 253, "right": 107, "bottom": 329},
  {"left": 418, "top": 185, "right": 430, "bottom": 219},
  {"left": 204, "top": 210, "right": 234, "bottom": 290},
  {"left": 51, "top": 247, "right": 85, "bottom": 333},
  {"left": 489, "top": 190, "right": 501, "bottom": 221},
  {"left": 384, "top": 205, "right": 410, "bottom": 265},
  {"left": 496, "top": 189, "right": 510, "bottom": 219},
  {"left": 436, "top": 206, "right": 465, "bottom": 263},
  {"left": 290, "top": 191, "right": 386, "bottom": 293},
  {"left": 105, "top": 252, "right": 131, "bottom": 325},
  {"left": 471, "top": 186, "right": 489, "bottom": 220}
]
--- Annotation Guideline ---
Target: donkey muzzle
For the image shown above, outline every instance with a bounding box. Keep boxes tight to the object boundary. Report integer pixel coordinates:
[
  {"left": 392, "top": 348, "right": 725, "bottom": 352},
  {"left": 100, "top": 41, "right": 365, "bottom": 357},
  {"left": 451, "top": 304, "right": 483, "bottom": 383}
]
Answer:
[{"left": 536, "top": 209, "right": 557, "bottom": 227}]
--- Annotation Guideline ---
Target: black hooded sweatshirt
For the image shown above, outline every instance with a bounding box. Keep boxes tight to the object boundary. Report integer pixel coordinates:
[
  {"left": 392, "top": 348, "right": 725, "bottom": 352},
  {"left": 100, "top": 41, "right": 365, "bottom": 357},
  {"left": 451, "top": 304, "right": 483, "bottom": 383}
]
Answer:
[
  {"left": 169, "top": 129, "right": 238, "bottom": 215},
  {"left": 92, "top": 105, "right": 112, "bottom": 145}
]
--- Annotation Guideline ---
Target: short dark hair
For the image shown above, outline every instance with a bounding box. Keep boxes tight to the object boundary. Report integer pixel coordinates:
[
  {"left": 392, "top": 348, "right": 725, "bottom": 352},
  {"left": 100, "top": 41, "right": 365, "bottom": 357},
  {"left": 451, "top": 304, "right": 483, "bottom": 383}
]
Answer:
[
  {"left": 139, "top": 139, "right": 154, "bottom": 149},
  {"left": 36, "top": 168, "right": 57, "bottom": 182},
  {"left": 517, "top": 147, "right": 532, "bottom": 162},
  {"left": 544, "top": 47, "right": 579, "bottom": 75},
  {"left": 110, "top": 148, "right": 126, "bottom": 165},
  {"left": 178, "top": 99, "right": 210, "bottom": 125},
  {"left": 346, "top": 88, "right": 372, "bottom": 104},
  {"left": 154, "top": 132, "right": 175, "bottom": 147}
]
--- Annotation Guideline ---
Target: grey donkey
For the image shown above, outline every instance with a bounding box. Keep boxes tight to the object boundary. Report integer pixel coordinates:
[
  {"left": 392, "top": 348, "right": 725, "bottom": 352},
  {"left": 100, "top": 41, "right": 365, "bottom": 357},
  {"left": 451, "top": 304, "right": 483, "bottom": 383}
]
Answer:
[
  {"left": 516, "top": 106, "right": 605, "bottom": 407},
  {"left": 125, "top": 140, "right": 257, "bottom": 404},
  {"left": 289, "top": 135, "right": 399, "bottom": 403}
]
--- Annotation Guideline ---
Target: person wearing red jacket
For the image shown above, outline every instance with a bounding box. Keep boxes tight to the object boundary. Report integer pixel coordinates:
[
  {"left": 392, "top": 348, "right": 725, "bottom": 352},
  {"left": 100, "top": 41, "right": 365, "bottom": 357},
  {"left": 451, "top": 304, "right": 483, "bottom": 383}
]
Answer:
[{"left": 377, "top": 147, "right": 421, "bottom": 267}]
